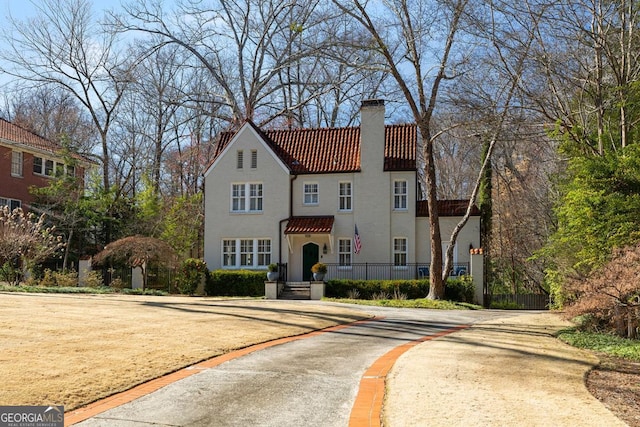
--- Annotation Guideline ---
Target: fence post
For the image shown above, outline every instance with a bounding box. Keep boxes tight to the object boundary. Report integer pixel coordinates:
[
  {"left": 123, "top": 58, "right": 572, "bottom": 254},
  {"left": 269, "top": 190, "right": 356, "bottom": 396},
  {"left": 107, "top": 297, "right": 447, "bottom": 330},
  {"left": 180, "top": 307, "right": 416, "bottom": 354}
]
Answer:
[{"left": 470, "top": 250, "right": 484, "bottom": 305}]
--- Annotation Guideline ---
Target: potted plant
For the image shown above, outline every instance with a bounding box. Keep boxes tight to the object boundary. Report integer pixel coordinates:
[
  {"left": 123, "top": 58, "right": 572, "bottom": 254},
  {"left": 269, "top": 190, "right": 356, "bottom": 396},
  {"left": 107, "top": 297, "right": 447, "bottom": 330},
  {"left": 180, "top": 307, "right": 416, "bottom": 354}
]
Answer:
[
  {"left": 311, "top": 262, "right": 327, "bottom": 281},
  {"left": 267, "top": 263, "right": 279, "bottom": 282}
]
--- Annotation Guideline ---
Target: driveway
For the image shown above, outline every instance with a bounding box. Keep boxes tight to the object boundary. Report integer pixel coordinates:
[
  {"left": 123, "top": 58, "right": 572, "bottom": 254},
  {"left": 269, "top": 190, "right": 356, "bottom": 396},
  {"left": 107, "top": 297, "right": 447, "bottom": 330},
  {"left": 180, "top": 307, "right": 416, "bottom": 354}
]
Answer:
[{"left": 74, "top": 303, "right": 507, "bottom": 426}]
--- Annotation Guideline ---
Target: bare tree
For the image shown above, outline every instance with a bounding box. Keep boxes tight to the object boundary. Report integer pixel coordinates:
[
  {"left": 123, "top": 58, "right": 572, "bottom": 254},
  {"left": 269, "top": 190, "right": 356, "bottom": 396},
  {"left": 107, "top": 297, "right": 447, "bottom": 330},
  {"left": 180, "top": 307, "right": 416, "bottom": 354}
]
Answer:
[{"left": 0, "top": 0, "right": 135, "bottom": 192}]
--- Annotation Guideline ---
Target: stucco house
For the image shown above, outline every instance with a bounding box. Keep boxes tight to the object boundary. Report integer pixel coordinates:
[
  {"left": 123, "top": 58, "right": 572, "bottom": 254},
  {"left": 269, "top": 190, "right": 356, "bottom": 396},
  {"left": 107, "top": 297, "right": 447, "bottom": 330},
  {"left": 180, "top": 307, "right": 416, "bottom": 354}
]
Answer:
[
  {"left": 203, "top": 100, "right": 481, "bottom": 289},
  {"left": 204, "top": 100, "right": 480, "bottom": 292},
  {"left": 0, "top": 118, "right": 91, "bottom": 211}
]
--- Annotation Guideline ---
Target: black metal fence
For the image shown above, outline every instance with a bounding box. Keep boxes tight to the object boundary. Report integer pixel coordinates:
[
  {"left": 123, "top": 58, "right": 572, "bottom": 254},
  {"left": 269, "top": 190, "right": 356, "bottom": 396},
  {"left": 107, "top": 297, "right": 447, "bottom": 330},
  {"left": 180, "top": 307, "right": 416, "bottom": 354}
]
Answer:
[
  {"left": 488, "top": 293, "right": 550, "bottom": 310},
  {"left": 324, "top": 262, "right": 469, "bottom": 281}
]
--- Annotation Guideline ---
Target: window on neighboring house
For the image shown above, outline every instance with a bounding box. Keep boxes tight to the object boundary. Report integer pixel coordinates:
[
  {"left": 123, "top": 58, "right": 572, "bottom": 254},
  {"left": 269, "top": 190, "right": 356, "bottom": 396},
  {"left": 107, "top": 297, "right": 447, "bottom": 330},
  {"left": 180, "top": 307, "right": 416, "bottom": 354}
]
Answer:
[
  {"left": 240, "top": 239, "right": 253, "bottom": 266},
  {"left": 338, "top": 238, "right": 352, "bottom": 267},
  {"left": 11, "top": 151, "right": 23, "bottom": 177},
  {"left": 45, "top": 159, "right": 54, "bottom": 177},
  {"left": 222, "top": 238, "right": 272, "bottom": 268},
  {"left": 237, "top": 150, "right": 244, "bottom": 169},
  {"left": 251, "top": 150, "right": 257, "bottom": 169},
  {"left": 304, "top": 183, "right": 319, "bottom": 205},
  {"left": 339, "top": 182, "right": 352, "bottom": 211},
  {"left": 257, "top": 239, "right": 271, "bottom": 266},
  {"left": 393, "top": 180, "right": 408, "bottom": 210},
  {"left": 231, "top": 183, "right": 263, "bottom": 213},
  {"left": 33, "top": 157, "right": 43, "bottom": 175},
  {"left": 393, "top": 237, "right": 408, "bottom": 266},
  {"left": 222, "top": 239, "right": 237, "bottom": 266},
  {"left": 1, "top": 197, "right": 22, "bottom": 211}
]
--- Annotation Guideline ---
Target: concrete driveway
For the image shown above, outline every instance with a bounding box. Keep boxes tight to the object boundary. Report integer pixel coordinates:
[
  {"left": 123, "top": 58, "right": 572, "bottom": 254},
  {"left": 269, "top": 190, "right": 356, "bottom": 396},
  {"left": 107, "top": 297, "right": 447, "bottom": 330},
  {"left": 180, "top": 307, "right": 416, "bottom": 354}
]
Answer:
[{"left": 73, "top": 303, "right": 508, "bottom": 427}]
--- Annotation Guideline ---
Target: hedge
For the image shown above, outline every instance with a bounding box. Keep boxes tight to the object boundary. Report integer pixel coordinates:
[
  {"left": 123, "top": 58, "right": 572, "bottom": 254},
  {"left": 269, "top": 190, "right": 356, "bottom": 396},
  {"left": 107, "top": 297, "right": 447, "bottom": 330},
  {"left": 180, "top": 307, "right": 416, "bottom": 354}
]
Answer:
[
  {"left": 325, "top": 277, "right": 475, "bottom": 302},
  {"left": 206, "top": 269, "right": 266, "bottom": 296}
]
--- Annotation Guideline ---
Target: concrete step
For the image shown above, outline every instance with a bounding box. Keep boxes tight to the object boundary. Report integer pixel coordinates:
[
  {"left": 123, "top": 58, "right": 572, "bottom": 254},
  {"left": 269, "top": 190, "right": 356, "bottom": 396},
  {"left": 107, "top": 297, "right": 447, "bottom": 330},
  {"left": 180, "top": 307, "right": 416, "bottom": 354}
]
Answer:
[{"left": 279, "top": 282, "right": 311, "bottom": 300}]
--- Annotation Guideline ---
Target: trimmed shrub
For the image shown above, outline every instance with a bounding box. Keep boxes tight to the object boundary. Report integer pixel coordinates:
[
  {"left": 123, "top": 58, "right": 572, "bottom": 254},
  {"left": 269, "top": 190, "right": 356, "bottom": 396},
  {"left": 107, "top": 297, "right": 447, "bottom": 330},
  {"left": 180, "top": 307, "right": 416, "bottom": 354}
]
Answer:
[
  {"left": 326, "top": 277, "right": 474, "bottom": 303},
  {"left": 206, "top": 269, "right": 265, "bottom": 296},
  {"left": 444, "top": 276, "right": 475, "bottom": 303},
  {"left": 176, "top": 258, "right": 208, "bottom": 295}
]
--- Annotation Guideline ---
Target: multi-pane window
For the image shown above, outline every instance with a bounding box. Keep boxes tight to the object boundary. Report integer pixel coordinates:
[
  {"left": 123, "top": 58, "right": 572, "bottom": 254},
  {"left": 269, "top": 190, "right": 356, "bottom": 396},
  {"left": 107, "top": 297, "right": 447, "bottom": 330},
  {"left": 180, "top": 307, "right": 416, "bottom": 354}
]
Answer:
[
  {"left": 33, "top": 156, "right": 72, "bottom": 178},
  {"left": 338, "top": 238, "right": 352, "bottom": 267},
  {"left": 222, "top": 239, "right": 237, "bottom": 267},
  {"left": 251, "top": 150, "right": 257, "bottom": 169},
  {"left": 237, "top": 150, "right": 244, "bottom": 169},
  {"left": 0, "top": 197, "right": 18, "bottom": 211},
  {"left": 393, "top": 237, "right": 408, "bottom": 266},
  {"left": 222, "top": 238, "right": 271, "bottom": 268},
  {"left": 11, "top": 151, "right": 22, "bottom": 176},
  {"left": 393, "top": 180, "right": 408, "bottom": 210},
  {"left": 240, "top": 239, "right": 253, "bottom": 266},
  {"left": 231, "top": 184, "right": 246, "bottom": 211},
  {"left": 339, "top": 182, "right": 352, "bottom": 211},
  {"left": 257, "top": 239, "right": 271, "bottom": 266},
  {"left": 249, "top": 183, "right": 263, "bottom": 211},
  {"left": 304, "top": 183, "right": 319, "bottom": 205},
  {"left": 231, "top": 183, "right": 263, "bottom": 213}
]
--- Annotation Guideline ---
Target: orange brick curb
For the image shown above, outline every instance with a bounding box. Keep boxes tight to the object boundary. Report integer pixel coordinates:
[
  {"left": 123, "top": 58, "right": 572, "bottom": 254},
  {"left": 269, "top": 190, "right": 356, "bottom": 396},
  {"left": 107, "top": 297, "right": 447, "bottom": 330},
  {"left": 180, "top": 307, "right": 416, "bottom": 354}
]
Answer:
[
  {"left": 64, "top": 317, "right": 377, "bottom": 426},
  {"left": 348, "top": 324, "right": 471, "bottom": 427}
]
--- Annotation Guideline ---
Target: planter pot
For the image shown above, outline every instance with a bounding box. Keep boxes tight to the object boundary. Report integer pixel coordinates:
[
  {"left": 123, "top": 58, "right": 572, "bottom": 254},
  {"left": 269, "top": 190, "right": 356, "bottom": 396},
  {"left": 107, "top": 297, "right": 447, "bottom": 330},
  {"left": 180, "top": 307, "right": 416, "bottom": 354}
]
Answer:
[
  {"left": 267, "top": 272, "right": 279, "bottom": 282},
  {"left": 312, "top": 272, "right": 325, "bottom": 281}
]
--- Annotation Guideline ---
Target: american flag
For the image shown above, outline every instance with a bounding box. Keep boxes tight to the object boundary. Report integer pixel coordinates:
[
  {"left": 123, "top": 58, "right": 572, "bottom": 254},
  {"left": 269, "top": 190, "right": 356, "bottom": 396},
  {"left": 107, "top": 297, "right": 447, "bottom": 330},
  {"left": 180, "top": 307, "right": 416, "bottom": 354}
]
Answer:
[{"left": 354, "top": 224, "right": 362, "bottom": 254}]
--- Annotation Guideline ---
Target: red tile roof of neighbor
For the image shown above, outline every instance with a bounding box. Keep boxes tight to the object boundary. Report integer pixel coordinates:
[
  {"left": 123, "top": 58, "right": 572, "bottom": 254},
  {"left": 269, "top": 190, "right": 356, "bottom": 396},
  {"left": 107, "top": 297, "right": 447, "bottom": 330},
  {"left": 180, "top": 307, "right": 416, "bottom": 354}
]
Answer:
[
  {"left": 0, "top": 118, "right": 93, "bottom": 163},
  {"left": 214, "top": 121, "right": 417, "bottom": 173},
  {"left": 284, "top": 216, "right": 335, "bottom": 234},
  {"left": 416, "top": 200, "right": 481, "bottom": 217}
]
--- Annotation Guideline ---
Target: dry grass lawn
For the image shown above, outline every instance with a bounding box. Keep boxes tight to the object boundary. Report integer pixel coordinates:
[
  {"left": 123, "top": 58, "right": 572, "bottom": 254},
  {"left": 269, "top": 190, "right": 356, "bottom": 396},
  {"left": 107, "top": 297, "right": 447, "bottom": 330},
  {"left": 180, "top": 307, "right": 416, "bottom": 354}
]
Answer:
[{"left": 0, "top": 292, "right": 369, "bottom": 410}]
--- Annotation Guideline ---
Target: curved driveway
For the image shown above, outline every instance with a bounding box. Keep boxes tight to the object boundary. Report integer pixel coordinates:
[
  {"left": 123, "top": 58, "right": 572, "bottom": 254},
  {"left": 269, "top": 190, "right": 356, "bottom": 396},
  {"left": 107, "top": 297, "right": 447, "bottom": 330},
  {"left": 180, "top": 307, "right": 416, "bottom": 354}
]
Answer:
[{"left": 74, "top": 303, "right": 514, "bottom": 427}]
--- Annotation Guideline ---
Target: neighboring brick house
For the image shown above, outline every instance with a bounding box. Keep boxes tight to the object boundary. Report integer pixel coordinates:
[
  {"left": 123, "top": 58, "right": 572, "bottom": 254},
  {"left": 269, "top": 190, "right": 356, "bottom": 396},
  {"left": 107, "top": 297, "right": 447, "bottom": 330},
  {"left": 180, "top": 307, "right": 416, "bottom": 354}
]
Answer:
[
  {"left": 203, "top": 100, "right": 480, "bottom": 286},
  {"left": 0, "top": 118, "right": 91, "bottom": 211}
]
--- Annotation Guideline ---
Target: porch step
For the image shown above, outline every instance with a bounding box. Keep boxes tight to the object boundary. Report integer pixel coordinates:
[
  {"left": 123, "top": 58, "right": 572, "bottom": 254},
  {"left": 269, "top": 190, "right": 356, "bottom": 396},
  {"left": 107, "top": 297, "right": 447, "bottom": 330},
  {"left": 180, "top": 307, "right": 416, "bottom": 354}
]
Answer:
[{"left": 279, "top": 282, "right": 311, "bottom": 300}]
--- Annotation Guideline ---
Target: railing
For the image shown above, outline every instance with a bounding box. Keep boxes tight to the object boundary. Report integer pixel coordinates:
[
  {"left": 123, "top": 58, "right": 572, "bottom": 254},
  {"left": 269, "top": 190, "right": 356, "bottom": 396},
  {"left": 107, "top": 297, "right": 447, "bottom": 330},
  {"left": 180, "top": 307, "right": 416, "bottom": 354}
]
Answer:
[{"left": 324, "top": 263, "right": 469, "bottom": 281}]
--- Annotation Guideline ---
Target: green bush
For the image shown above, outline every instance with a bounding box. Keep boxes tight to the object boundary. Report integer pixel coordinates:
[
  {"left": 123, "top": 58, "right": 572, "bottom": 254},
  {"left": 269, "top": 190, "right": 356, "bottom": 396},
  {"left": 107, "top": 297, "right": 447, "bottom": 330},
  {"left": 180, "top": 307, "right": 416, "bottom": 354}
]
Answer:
[
  {"left": 176, "top": 258, "right": 208, "bottom": 295},
  {"left": 325, "top": 278, "right": 475, "bottom": 303},
  {"left": 444, "top": 276, "right": 475, "bottom": 303},
  {"left": 206, "top": 269, "right": 265, "bottom": 296},
  {"left": 325, "top": 279, "right": 430, "bottom": 299}
]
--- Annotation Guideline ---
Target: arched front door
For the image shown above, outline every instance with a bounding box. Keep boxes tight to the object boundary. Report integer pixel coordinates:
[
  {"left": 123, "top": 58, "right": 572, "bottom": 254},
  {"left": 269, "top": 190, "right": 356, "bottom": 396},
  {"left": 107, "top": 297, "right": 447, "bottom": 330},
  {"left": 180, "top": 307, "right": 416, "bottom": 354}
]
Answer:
[{"left": 302, "top": 243, "right": 319, "bottom": 281}]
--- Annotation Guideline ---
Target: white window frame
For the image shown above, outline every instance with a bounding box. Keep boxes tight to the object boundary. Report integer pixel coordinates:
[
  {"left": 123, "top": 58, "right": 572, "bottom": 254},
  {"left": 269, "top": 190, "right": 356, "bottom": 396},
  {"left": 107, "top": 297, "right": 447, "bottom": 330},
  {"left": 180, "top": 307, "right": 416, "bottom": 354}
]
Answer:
[
  {"left": 393, "top": 237, "right": 408, "bottom": 267},
  {"left": 338, "top": 181, "right": 352, "bottom": 212},
  {"left": 303, "top": 182, "right": 319, "bottom": 205},
  {"left": 251, "top": 150, "right": 257, "bottom": 169},
  {"left": 221, "top": 238, "right": 272, "bottom": 268},
  {"left": 33, "top": 156, "right": 73, "bottom": 178},
  {"left": 0, "top": 197, "right": 23, "bottom": 211},
  {"left": 338, "top": 238, "right": 352, "bottom": 267},
  {"left": 231, "top": 182, "right": 263, "bottom": 213},
  {"left": 393, "top": 180, "right": 408, "bottom": 210},
  {"left": 11, "top": 151, "right": 23, "bottom": 177}
]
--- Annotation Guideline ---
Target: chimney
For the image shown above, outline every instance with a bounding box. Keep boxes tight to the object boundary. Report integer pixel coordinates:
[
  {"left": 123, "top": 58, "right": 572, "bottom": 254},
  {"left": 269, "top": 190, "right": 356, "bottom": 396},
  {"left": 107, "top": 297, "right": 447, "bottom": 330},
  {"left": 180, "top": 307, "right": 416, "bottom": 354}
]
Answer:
[{"left": 360, "top": 99, "right": 385, "bottom": 172}]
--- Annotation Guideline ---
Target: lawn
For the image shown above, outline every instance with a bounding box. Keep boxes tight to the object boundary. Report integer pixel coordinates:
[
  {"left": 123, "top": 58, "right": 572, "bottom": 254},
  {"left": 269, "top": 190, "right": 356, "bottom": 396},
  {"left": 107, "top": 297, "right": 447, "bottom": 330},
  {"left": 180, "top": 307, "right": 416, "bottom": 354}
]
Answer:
[{"left": 0, "top": 292, "right": 368, "bottom": 410}]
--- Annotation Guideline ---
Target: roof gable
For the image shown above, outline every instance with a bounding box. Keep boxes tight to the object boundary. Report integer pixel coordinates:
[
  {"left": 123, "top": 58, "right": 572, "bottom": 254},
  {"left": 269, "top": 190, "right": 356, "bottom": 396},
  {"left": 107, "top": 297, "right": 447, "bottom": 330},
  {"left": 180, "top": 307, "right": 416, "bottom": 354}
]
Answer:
[
  {"left": 0, "top": 118, "right": 93, "bottom": 164},
  {"left": 212, "top": 122, "right": 417, "bottom": 174}
]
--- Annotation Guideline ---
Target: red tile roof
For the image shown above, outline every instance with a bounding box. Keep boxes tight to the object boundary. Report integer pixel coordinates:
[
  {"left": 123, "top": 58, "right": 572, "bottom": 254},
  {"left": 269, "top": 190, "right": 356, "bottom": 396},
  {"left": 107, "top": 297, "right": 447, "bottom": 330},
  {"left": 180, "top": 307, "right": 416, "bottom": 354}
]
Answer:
[
  {"left": 416, "top": 200, "right": 481, "bottom": 217},
  {"left": 214, "top": 121, "right": 417, "bottom": 174},
  {"left": 284, "top": 216, "right": 335, "bottom": 234},
  {"left": 0, "top": 118, "right": 93, "bottom": 163}
]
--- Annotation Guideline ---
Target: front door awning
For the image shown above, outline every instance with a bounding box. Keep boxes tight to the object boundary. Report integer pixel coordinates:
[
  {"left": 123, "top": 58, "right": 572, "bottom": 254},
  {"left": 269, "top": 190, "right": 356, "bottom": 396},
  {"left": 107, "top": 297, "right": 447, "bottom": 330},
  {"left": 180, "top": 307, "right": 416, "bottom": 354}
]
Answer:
[{"left": 284, "top": 216, "right": 334, "bottom": 253}]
